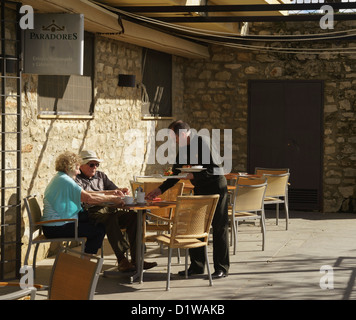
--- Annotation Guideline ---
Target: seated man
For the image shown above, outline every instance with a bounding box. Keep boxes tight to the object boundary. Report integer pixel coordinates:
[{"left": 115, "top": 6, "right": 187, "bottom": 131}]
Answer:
[{"left": 75, "top": 150, "right": 157, "bottom": 272}]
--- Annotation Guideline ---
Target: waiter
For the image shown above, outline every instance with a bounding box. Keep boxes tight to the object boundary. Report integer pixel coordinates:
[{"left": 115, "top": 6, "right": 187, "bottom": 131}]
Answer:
[{"left": 146, "top": 120, "right": 229, "bottom": 279}]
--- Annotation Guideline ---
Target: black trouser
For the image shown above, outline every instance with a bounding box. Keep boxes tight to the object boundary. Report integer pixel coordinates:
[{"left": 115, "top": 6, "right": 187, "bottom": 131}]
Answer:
[
  {"left": 189, "top": 176, "right": 230, "bottom": 274},
  {"left": 42, "top": 216, "right": 105, "bottom": 254},
  {"left": 85, "top": 207, "right": 137, "bottom": 263}
]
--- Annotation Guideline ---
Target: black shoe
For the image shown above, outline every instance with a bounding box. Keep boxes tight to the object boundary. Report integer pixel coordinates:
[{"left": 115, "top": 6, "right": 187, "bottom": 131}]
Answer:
[
  {"left": 131, "top": 261, "right": 158, "bottom": 270},
  {"left": 211, "top": 270, "right": 228, "bottom": 279},
  {"left": 178, "top": 268, "right": 204, "bottom": 277},
  {"left": 143, "top": 261, "right": 157, "bottom": 270}
]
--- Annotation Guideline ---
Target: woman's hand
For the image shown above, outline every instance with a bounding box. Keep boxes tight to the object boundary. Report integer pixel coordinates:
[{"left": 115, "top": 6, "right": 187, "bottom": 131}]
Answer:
[{"left": 146, "top": 188, "right": 162, "bottom": 200}]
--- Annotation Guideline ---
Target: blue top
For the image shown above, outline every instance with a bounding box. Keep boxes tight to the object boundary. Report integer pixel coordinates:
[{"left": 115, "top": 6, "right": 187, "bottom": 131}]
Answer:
[{"left": 41, "top": 171, "right": 83, "bottom": 226}]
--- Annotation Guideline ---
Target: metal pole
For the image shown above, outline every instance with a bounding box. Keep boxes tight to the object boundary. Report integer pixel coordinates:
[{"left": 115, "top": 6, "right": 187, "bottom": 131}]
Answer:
[
  {"left": 15, "top": 0, "right": 22, "bottom": 279},
  {"left": 0, "top": 0, "right": 6, "bottom": 281}
]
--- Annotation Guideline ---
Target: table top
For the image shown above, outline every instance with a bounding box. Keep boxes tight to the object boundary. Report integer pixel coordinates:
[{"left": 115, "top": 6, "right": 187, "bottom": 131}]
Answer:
[{"left": 123, "top": 201, "right": 177, "bottom": 210}]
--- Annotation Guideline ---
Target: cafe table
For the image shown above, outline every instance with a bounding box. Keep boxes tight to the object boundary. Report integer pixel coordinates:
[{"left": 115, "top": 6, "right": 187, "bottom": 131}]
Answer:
[{"left": 103, "top": 200, "right": 177, "bottom": 284}]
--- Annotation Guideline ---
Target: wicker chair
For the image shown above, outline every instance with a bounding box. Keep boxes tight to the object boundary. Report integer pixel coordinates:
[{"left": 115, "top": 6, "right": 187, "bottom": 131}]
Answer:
[
  {"left": 144, "top": 182, "right": 184, "bottom": 229},
  {"left": 151, "top": 195, "right": 219, "bottom": 290},
  {"left": 230, "top": 176, "right": 267, "bottom": 254},
  {"left": 48, "top": 247, "right": 103, "bottom": 300},
  {"left": 255, "top": 168, "right": 290, "bottom": 230},
  {"left": 1, "top": 247, "right": 103, "bottom": 300},
  {"left": 225, "top": 173, "right": 239, "bottom": 245},
  {"left": 23, "top": 195, "right": 86, "bottom": 278}
]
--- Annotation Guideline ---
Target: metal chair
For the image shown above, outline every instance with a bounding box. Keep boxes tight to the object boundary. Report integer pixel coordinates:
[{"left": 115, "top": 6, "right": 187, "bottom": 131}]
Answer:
[
  {"left": 255, "top": 168, "right": 290, "bottom": 230},
  {"left": 225, "top": 173, "right": 239, "bottom": 245},
  {"left": 1, "top": 247, "right": 104, "bottom": 300},
  {"left": 0, "top": 282, "right": 37, "bottom": 300},
  {"left": 230, "top": 176, "right": 267, "bottom": 254},
  {"left": 23, "top": 195, "right": 86, "bottom": 278},
  {"left": 48, "top": 247, "right": 103, "bottom": 300},
  {"left": 151, "top": 195, "right": 219, "bottom": 291}
]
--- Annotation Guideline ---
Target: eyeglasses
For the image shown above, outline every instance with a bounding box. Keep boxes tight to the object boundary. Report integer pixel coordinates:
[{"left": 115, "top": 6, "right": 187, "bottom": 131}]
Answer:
[{"left": 88, "top": 163, "right": 100, "bottom": 168}]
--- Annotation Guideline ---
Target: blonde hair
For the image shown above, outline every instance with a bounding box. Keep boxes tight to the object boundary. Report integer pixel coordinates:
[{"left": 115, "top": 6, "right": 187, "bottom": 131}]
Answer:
[{"left": 55, "top": 151, "right": 81, "bottom": 174}]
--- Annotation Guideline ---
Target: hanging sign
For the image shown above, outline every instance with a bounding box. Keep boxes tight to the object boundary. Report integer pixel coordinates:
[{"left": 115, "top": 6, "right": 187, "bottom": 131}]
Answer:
[{"left": 24, "top": 13, "right": 84, "bottom": 75}]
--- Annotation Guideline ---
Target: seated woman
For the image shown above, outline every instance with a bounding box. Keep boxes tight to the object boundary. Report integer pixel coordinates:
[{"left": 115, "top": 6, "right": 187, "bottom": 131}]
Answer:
[{"left": 41, "top": 151, "right": 124, "bottom": 256}]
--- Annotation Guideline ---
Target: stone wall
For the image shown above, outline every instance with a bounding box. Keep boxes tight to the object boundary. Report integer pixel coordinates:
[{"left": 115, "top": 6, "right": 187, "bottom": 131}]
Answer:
[{"left": 180, "top": 21, "right": 356, "bottom": 213}]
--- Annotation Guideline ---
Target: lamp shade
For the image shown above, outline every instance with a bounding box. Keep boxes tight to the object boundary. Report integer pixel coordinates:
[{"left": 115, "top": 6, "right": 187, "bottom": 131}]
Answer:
[{"left": 118, "top": 74, "right": 136, "bottom": 87}]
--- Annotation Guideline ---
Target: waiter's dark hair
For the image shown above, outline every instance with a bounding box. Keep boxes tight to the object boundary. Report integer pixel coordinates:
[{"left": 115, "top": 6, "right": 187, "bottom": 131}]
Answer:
[{"left": 168, "top": 120, "right": 190, "bottom": 135}]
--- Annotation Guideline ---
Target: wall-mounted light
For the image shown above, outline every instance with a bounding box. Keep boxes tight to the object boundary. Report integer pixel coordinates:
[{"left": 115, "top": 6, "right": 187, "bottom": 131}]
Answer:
[{"left": 118, "top": 74, "right": 136, "bottom": 87}]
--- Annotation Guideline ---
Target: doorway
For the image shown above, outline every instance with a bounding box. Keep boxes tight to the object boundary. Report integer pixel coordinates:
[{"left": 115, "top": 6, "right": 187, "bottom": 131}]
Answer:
[{"left": 248, "top": 80, "right": 323, "bottom": 211}]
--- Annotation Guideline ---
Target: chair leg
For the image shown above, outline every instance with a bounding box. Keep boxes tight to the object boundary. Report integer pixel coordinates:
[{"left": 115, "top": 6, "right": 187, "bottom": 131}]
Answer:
[
  {"left": 261, "top": 213, "right": 266, "bottom": 251},
  {"left": 232, "top": 219, "right": 238, "bottom": 255},
  {"left": 205, "top": 246, "right": 213, "bottom": 287},
  {"left": 276, "top": 203, "right": 279, "bottom": 225},
  {"left": 80, "top": 240, "right": 85, "bottom": 253},
  {"left": 32, "top": 243, "right": 40, "bottom": 279},
  {"left": 284, "top": 200, "right": 289, "bottom": 230},
  {"left": 185, "top": 249, "right": 189, "bottom": 279},
  {"left": 140, "top": 239, "right": 145, "bottom": 283},
  {"left": 177, "top": 248, "right": 181, "bottom": 264},
  {"left": 229, "top": 213, "right": 234, "bottom": 247},
  {"left": 24, "top": 240, "right": 32, "bottom": 266},
  {"left": 166, "top": 248, "right": 172, "bottom": 291}
]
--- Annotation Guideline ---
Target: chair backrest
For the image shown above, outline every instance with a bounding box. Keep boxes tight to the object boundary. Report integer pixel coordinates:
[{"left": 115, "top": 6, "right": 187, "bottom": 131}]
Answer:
[
  {"left": 255, "top": 167, "right": 290, "bottom": 175},
  {"left": 144, "top": 182, "right": 185, "bottom": 218},
  {"left": 130, "top": 181, "right": 184, "bottom": 200},
  {"left": 233, "top": 178, "right": 267, "bottom": 212},
  {"left": 263, "top": 173, "right": 290, "bottom": 197},
  {"left": 170, "top": 195, "right": 219, "bottom": 246},
  {"left": 134, "top": 176, "right": 166, "bottom": 183},
  {"left": 23, "top": 195, "right": 42, "bottom": 233},
  {"left": 130, "top": 180, "right": 143, "bottom": 195},
  {"left": 225, "top": 173, "right": 239, "bottom": 185},
  {"left": 48, "top": 247, "right": 103, "bottom": 300},
  {"left": 237, "top": 176, "right": 267, "bottom": 186},
  {"left": 143, "top": 182, "right": 184, "bottom": 201}
]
